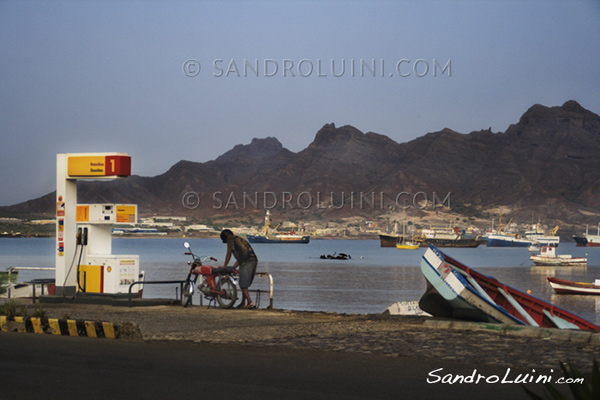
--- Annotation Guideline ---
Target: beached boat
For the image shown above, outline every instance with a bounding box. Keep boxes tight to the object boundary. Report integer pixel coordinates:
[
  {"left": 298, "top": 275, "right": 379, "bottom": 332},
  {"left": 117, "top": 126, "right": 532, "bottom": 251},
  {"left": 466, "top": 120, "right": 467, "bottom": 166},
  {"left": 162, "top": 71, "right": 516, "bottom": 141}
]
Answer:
[
  {"left": 0, "top": 270, "right": 18, "bottom": 296},
  {"left": 547, "top": 277, "right": 600, "bottom": 295},
  {"left": 246, "top": 211, "right": 310, "bottom": 244},
  {"left": 419, "top": 245, "right": 600, "bottom": 330},
  {"left": 385, "top": 300, "right": 431, "bottom": 316},
  {"left": 0, "top": 279, "right": 55, "bottom": 299},
  {"left": 530, "top": 245, "right": 587, "bottom": 267}
]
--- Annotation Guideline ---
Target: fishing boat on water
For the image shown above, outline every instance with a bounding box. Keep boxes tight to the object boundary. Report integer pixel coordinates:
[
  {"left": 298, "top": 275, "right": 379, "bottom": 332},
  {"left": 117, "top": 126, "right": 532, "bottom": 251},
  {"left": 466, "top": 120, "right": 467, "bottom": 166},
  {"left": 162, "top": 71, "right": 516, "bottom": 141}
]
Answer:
[
  {"left": 530, "top": 245, "right": 587, "bottom": 267},
  {"left": 395, "top": 209, "right": 419, "bottom": 250},
  {"left": 246, "top": 211, "right": 310, "bottom": 244},
  {"left": 486, "top": 217, "right": 560, "bottom": 247},
  {"left": 419, "top": 245, "right": 599, "bottom": 330},
  {"left": 396, "top": 241, "right": 419, "bottom": 250},
  {"left": 547, "top": 277, "right": 600, "bottom": 295}
]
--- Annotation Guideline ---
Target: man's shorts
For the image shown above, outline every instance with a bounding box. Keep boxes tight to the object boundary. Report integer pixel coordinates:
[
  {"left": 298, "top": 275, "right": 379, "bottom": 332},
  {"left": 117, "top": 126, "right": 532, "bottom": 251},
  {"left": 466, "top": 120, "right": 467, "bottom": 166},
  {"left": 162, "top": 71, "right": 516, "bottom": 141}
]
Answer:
[{"left": 239, "top": 260, "right": 258, "bottom": 289}]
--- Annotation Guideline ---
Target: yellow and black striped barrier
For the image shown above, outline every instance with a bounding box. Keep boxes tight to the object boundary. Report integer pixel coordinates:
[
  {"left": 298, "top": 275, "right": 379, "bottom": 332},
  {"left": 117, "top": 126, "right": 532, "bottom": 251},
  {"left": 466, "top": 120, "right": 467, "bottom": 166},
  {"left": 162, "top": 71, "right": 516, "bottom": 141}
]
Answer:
[{"left": 0, "top": 315, "right": 122, "bottom": 339}]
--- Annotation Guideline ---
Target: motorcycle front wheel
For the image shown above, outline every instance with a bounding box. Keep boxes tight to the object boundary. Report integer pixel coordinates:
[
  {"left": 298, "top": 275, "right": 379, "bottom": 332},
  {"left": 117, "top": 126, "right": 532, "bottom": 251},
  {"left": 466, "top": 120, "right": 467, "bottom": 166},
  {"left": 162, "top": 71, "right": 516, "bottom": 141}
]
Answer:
[
  {"left": 181, "top": 280, "right": 193, "bottom": 307},
  {"left": 216, "top": 277, "right": 238, "bottom": 309}
]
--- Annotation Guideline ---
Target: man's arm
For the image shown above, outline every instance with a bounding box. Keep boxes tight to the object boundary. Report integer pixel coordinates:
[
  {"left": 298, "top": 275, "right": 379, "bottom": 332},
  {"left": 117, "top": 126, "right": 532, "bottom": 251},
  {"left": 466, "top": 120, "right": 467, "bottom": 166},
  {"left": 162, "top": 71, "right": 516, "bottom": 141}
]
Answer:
[{"left": 222, "top": 249, "right": 239, "bottom": 268}]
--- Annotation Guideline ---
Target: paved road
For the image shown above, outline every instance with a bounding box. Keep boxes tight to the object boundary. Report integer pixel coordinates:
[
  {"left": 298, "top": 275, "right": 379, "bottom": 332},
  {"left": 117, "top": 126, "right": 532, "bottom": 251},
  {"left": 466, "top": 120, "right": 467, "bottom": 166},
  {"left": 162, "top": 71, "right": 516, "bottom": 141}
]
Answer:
[{"left": 1, "top": 332, "right": 549, "bottom": 400}]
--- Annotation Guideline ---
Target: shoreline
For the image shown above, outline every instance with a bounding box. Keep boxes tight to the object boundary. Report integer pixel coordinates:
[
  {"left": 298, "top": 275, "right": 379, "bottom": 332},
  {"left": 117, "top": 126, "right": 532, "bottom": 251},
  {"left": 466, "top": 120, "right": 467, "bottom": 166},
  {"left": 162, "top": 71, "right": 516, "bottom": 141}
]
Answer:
[{"left": 3, "top": 300, "right": 600, "bottom": 375}]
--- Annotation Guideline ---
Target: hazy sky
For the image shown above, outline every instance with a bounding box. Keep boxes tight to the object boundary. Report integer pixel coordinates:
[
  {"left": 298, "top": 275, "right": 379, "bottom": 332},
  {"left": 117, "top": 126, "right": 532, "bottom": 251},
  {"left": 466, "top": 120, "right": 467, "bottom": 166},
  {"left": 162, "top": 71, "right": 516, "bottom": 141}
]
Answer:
[{"left": 1, "top": 0, "right": 599, "bottom": 206}]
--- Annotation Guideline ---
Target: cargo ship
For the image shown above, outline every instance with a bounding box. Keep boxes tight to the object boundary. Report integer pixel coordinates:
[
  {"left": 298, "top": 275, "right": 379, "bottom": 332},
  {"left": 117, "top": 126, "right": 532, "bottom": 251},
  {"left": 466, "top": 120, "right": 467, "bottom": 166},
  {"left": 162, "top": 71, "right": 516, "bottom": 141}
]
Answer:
[
  {"left": 413, "top": 227, "right": 481, "bottom": 248},
  {"left": 573, "top": 224, "right": 600, "bottom": 247},
  {"left": 246, "top": 211, "right": 310, "bottom": 244},
  {"left": 378, "top": 222, "right": 402, "bottom": 247}
]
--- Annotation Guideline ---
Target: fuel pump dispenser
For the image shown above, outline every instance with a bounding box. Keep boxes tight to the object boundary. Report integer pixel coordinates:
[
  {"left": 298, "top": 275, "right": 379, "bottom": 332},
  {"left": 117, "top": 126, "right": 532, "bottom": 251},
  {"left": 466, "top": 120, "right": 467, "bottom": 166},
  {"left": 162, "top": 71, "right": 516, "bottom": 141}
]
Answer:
[
  {"left": 55, "top": 153, "right": 143, "bottom": 298},
  {"left": 75, "top": 204, "right": 142, "bottom": 295}
]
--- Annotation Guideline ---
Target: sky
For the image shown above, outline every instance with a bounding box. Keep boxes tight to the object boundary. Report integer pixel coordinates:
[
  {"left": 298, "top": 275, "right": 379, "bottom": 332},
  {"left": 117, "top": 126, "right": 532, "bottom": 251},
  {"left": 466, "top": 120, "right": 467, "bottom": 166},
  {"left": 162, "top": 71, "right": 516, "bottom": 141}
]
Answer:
[{"left": 1, "top": 0, "right": 599, "bottom": 206}]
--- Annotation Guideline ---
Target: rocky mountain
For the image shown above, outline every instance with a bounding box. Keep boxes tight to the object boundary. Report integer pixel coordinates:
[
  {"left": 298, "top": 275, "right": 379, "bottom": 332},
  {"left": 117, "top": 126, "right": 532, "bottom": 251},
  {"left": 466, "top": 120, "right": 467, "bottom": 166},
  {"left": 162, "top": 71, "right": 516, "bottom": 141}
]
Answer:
[{"left": 3, "top": 100, "right": 600, "bottom": 226}]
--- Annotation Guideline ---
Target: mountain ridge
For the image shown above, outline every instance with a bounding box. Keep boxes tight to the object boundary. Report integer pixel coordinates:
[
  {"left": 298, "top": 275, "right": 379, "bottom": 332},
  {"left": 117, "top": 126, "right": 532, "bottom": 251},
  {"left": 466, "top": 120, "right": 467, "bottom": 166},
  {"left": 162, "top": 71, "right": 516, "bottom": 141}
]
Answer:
[{"left": 2, "top": 100, "right": 600, "bottom": 227}]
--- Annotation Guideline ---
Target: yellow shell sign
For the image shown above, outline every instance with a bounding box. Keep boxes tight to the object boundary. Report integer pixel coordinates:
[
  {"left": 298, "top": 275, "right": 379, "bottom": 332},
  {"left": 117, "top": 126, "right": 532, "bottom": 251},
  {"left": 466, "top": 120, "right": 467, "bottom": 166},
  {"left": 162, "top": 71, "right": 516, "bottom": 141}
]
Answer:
[{"left": 67, "top": 155, "right": 131, "bottom": 177}]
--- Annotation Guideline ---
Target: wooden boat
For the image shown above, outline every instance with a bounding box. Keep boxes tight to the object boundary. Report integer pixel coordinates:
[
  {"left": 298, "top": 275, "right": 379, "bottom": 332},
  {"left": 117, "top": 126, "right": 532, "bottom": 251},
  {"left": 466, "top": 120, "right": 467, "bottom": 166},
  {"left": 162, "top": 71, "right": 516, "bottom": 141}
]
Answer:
[
  {"left": 0, "top": 280, "right": 55, "bottom": 299},
  {"left": 419, "top": 245, "right": 600, "bottom": 331},
  {"left": 530, "top": 245, "right": 587, "bottom": 267},
  {"left": 385, "top": 300, "right": 431, "bottom": 316},
  {"left": 547, "top": 277, "right": 600, "bottom": 295}
]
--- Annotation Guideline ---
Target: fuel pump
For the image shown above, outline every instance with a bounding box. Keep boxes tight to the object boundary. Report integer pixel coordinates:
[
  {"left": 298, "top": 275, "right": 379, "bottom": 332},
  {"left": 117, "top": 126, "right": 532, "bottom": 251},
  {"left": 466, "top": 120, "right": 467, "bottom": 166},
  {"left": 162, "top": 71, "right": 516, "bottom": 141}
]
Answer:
[
  {"left": 55, "top": 153, "right": 143, "bottom": 298},
  {"left": 75, "top": 204, "right": 141, "bottom": 295}
]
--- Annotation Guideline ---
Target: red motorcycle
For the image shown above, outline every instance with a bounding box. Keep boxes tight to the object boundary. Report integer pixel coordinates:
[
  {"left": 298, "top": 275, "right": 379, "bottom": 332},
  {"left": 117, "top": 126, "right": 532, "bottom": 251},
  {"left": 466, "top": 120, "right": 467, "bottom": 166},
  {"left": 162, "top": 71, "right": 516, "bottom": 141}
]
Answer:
[{"left": 181, "top": 242, "right": 238, "bottom": 308}]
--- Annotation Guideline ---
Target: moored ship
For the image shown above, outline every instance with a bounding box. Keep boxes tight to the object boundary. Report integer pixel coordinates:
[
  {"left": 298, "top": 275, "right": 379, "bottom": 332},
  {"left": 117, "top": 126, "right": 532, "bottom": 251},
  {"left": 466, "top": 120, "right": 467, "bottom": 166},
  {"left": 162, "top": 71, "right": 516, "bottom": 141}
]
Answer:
[
  {"left": 413, "top": 227, "right": 481, "bottom": 248},
  {"left": 246, "top": 211, "right": 310, "bottom": 244},
  {"left": 578, "top": 224, "right": 600, "bottom": 247},
  {"left": 378, "top": 222, "right": 402, "bottom": 247},
  {"left": 524, "top": 223, "right": 560, "bottom": 247}
]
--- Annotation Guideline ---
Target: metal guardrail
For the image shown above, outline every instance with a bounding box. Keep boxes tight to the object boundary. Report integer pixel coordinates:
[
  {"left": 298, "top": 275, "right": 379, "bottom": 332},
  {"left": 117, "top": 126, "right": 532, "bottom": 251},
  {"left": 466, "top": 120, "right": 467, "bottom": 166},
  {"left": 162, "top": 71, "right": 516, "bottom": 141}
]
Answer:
[
  {"left": 128, "top": 280, "right": 186, "bottom": 306},
  {"left": 128, "top": 272, "right": 274, "bottom": 309},
  {"left": 4, "top": 267, "right": 55, "bottom": 303},
  {"left": 253, "top": 272, "right": 274, "bottom": 309}
]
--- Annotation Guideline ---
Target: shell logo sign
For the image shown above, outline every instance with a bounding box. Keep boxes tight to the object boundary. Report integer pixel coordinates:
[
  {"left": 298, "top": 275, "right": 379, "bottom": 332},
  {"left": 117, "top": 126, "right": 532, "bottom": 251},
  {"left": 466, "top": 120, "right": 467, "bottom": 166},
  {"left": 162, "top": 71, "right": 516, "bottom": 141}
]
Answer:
[{"left": 67, "top": 154, "right": 131, "bottom": 177}]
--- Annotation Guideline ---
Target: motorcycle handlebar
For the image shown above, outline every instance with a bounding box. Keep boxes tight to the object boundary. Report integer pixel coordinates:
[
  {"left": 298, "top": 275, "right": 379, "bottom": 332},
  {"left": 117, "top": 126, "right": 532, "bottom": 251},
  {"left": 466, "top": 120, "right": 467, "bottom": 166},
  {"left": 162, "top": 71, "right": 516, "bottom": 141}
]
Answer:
[{"left": 184, "top": 251, "right": 217, "bottom": 263}]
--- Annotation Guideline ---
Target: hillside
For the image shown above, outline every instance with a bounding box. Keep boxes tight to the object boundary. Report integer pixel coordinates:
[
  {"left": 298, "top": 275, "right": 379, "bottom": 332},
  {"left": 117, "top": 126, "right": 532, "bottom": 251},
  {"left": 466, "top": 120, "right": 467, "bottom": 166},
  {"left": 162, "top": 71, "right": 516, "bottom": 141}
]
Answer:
[{"left": 2, "top": 100, "right": 600, "bottom": 229}]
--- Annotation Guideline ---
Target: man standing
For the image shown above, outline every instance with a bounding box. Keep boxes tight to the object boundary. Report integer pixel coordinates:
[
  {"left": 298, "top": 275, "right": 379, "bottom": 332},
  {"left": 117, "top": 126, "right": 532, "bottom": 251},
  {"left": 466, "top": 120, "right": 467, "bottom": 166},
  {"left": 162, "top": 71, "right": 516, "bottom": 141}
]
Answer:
[{"left": 220, "top": 229, "right": 258, "bottom": 309}]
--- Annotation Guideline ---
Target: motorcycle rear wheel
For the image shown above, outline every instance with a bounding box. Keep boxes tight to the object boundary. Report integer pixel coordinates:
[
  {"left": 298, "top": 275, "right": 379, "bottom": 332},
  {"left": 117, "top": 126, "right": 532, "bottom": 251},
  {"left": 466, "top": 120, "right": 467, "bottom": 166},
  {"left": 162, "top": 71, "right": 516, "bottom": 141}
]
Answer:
[
  {"left": 216, "top": 277, "right": 237, "bottom": 309},
  {"left": 181, "top": 280, "right": 193, "bottom": 307}
]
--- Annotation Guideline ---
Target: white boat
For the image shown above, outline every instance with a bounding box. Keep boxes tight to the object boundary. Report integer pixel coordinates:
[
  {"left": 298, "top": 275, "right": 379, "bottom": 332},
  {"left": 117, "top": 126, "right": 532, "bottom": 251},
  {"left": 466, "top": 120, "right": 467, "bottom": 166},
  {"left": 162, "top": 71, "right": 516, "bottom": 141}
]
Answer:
[
  {"left": 0, "top": 280, "right": 55, "bottom": 299},
  {"left": 419, "top": 245, "right": 600, "bottom": 330},
  {"left": 528, "top": 243, "right": 541, "bottom": 252},
  {"left": 385, "top": 300, "right": 431, "bottom": 316},
  {"left": 584, "top": 223, "right": 600, "bottom": 247},
  {"left": 530, "top": 245, "right": 587, "bottom": 267},
  {"left": 547, "top": 277, "right": 600, "bottom": 295}
]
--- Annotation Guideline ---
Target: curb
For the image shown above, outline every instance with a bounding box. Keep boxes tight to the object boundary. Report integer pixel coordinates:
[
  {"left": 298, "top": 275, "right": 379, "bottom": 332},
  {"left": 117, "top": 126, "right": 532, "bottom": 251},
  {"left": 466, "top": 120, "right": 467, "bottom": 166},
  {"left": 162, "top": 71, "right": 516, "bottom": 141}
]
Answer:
[
  {"left": 422, "top": 319, "right": 600, "bottom": 344},
  {"left": 0, "top": 315, "right": 141, "bottom": 340}
]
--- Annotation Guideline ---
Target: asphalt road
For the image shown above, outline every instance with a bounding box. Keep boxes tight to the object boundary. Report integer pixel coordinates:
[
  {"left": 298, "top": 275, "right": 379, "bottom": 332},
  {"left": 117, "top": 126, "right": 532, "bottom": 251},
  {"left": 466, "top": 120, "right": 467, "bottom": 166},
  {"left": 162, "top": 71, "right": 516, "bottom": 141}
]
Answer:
[{"left": 0, "top": 332, "right": 546, "bottom": 400}]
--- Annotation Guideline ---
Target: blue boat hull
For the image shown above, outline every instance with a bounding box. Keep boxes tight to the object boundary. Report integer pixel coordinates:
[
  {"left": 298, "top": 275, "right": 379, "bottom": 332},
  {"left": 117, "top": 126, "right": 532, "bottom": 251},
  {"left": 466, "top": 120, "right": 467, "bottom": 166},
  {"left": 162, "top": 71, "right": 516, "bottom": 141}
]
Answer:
[
  {"left": 486, "top": 237, "right": 531, "bottom": 247},
  {"left": 246, "top": 235, "right": 310, "bottom": 244}
]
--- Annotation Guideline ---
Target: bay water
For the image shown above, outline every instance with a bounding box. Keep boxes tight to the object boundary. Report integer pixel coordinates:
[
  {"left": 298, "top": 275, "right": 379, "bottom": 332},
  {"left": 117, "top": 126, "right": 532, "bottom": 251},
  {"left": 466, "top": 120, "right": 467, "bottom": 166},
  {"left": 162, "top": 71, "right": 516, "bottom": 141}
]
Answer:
[{"left": 1, "top": 237, "right": 599, "bottom": 324}]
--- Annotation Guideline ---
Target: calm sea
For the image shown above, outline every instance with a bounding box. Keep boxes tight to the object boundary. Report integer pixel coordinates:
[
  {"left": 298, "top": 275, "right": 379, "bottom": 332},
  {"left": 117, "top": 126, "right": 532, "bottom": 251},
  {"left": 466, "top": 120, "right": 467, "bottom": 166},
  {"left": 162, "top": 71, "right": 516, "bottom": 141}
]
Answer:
[{"left": 1, "top": 237, "right": 600, "bottom": 324}]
